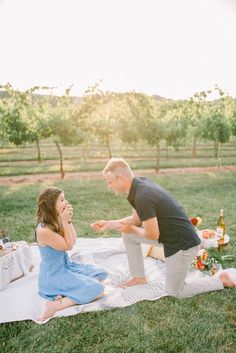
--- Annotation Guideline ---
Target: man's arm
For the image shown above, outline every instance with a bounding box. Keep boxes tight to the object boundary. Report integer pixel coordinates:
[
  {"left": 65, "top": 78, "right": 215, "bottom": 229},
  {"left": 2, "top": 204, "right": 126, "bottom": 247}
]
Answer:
[
  {"left": 91, "top": 208, "right": 141, "bottom": 232},
  {"left": 120, "top": 217, "right": 160, "bottom": 241}
]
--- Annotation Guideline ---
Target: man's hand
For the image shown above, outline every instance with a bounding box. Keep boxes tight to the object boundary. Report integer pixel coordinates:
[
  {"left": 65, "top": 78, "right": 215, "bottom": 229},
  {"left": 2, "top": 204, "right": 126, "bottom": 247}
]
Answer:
[
  {"left": 119, "top": 217, "right": 160, "bottom": 240},
  {"left": 91, "top": 218, "right": 139, "bottom": 234},
  {"left": 118, "top": 221, "right": 135, "bottom": 234},
  {"left": 91, "top": 220, "right": 109, "bottom": 232}
]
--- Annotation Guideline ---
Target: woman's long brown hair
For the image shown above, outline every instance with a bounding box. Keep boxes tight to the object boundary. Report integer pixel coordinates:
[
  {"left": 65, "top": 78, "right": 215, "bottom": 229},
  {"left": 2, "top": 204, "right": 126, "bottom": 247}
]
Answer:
[{"left": 36, "top": 186, "right": 64, "bottom": 234}]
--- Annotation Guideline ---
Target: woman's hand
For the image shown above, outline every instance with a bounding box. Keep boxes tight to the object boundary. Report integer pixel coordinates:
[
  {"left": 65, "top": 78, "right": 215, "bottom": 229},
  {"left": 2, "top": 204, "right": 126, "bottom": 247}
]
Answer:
[{"left": 59, "top": 203, "right": 73, "bottom": 224}]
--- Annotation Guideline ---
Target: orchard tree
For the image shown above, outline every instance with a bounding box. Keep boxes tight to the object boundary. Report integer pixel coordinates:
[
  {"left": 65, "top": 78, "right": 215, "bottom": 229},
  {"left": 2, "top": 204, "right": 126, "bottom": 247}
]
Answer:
[
  {"left": 116, "top": 92, "right": 173, "bottom": 171},
  {"left": 77, "top": 87, "right": 122, "bottom": 158},
  {"left": 0, "top": 98, "right": 10, "bottom": 145},
  {"left": 201, "top": 87, "right": 232, "bottom": 167},
  {"left": 0, "top": 83, "right": 52, "bottom": 161},
  {"left": 49, "top": 87, "right": 85, "bottom": 178},
  {"left": 163, "top": 100, "right": 188, "bottom": 158},
  {"left": 117, "top": 92, "right": 153, "bottom": 145},
  {"left": 225, "top": 96, "right": 236, "bottom": 139},
  {"left": 0, "top": 83, "right": 29, "bottom": 145},
  {"left": 143, "top": 98, "right": 166, "bottom": 172},
  {"left": 185, "top": 90, "right": 210, "bottom": 158},
  {"left": 26, "top": 92, "right": 53, "bottom": 162}
]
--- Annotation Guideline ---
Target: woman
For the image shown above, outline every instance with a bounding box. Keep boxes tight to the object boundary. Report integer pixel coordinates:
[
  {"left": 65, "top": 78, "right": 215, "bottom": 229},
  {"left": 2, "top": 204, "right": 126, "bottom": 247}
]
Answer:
[{"left": 36, "top": 186, "right": 108, "bottom": 321}]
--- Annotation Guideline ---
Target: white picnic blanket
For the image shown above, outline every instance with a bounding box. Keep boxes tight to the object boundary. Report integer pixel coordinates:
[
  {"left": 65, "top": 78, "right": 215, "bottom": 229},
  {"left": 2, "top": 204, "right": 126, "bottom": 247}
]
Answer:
[
  {"left": 0, "top": 237, "right": 167, "bottom": 324},
  {"left": 0, "top": 237, "right": 234, "bottom": 325}
]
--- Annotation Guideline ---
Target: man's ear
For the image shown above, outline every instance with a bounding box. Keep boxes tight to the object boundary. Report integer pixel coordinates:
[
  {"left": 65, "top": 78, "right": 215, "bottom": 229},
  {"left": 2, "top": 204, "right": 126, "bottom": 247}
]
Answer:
[{"left": 117, "top": 175, "right": 125, "bottom": 182}]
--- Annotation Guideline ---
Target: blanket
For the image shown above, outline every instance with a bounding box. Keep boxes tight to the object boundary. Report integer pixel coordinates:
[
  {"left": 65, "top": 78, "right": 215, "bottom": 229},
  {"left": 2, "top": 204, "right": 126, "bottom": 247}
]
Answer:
[
  {"left": 0, "top": 238, "right": 167, "bottom": 324},
  {"left": 0, "top": 237, "right": 234, "bottom": 324}
]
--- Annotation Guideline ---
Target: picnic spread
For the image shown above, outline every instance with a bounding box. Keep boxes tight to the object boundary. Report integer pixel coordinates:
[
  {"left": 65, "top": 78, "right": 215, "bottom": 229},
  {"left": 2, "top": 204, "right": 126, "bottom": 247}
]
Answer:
[
  {"left": 0, "top": 241, "right": 34, "bottom": 290},
  {"left": 0, "top": 233, "right": 235, "bottom": 324}
]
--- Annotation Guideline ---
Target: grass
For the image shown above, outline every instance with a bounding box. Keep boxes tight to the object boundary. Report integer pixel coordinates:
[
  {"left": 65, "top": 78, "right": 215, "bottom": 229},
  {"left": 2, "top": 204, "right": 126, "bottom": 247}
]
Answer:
[
  {"left": 1, "top": 156, "right": 236, "bottom": 177},
  {"left": 0, "top": 172, "right": 236, "bottom": 353},
  {"left": 0, "top": 140, "right": 236, "bottom": 176}
]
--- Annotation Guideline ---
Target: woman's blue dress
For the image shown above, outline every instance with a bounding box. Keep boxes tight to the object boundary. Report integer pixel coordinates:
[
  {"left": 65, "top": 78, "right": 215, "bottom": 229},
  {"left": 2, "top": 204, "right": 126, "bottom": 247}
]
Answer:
[{"left": 37, "top": 225, "right": 108, "bottom": 304}]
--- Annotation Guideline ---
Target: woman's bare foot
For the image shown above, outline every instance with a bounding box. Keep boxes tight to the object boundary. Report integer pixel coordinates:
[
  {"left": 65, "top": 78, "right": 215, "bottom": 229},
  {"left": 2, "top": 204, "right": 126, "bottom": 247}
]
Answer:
[
  {"left": 118, "top": 277, "right": 147, "bottom": 288},
  {"left": 220, "top": 272, "right": 236, "bottom": 288},
  {"left": 55, "top": 295, "right": 63, "bottom": 302},
  {"left": 94, "top": 291, "right": 104, "bottom": 301},
  {"left": 38, "top": 300, "right": 57, "bottom": 321},
  {"left": 38, "top": 296, "right": 76, "bottom": 321}
]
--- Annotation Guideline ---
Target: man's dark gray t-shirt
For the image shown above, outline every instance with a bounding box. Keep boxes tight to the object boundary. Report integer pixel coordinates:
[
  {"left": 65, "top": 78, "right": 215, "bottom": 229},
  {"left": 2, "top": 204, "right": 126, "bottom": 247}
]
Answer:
[{"left": 127, "top": 177, "right": 201, "bottom": 257}]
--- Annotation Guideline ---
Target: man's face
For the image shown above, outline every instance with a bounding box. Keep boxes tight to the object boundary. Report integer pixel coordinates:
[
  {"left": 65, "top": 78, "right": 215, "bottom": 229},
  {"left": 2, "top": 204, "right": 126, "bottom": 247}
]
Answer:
[{"left": 104, "top": 172, "right": 125, "bottom": 194}]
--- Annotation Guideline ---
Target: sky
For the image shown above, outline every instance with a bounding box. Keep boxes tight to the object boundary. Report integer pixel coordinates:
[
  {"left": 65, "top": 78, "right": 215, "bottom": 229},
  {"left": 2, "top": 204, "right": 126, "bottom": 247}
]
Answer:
[{"left": 0, "top": 0, "right": 236, "bottom": 99}]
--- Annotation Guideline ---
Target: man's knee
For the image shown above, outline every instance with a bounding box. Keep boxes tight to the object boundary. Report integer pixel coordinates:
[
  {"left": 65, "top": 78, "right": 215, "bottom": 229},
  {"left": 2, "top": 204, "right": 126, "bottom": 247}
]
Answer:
[{"left": 122, "top": 232, "right": 137, "bottom": 244}]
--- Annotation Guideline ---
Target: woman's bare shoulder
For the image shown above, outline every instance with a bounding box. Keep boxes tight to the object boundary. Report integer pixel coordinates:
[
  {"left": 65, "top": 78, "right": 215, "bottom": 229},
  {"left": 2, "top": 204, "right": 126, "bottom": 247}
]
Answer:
[{"left": 36, "top": 224, "right": 54, "bottom": 245}]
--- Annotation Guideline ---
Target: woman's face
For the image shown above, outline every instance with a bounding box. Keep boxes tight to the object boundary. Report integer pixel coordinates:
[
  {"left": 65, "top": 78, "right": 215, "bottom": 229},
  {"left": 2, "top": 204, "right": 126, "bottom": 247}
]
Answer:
[{"left": 56, "top": 192, "right": 67, "bottom": 214}]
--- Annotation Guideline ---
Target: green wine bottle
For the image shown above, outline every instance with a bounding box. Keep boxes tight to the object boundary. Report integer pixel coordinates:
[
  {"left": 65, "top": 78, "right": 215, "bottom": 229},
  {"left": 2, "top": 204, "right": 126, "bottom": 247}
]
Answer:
[{"left": 216, "top": 209, "right": 226, "bottom": 240}]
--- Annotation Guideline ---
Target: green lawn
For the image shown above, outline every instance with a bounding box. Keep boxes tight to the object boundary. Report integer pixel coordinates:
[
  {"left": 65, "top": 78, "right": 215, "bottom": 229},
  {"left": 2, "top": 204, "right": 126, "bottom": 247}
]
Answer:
[
  {"left": 0, "top": 172, "right": 236, "bottom": 353},
  {"left": 0, "top": 140, "right": 236, "bottom": 176},
  {"left": 1, "top": 156, "right": 236, "bottom": 177}
]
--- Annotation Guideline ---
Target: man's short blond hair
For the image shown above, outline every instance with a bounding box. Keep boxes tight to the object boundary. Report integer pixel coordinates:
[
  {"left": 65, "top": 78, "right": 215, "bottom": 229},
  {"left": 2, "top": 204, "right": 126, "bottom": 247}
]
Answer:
[{"left": 103, "top": 158, "right": 133, "bottom": 177}]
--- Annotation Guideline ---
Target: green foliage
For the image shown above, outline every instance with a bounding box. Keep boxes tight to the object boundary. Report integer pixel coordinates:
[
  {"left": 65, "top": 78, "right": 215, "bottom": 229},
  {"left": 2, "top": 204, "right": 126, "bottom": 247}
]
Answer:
[
  {"left": 1, "top": 82, "right": 236, "bottom": 174},
  {"left": 46, "top": 87, "right": 85, "bottom": 178},
  {"left": 228, "top": 97, "right": 236, "bottom": 137},
  {"left": 76, "top": 90, "right": 125, "bottom": 157},
  {"left": 201, "top": 100, "right": 231, "bottom": 144},
  {"left": 119, "top": 92, "right": 154, "bottom": 144},
  {"left": 185, "top": 91, "right": 211, "bottom": 158},
  {"left": 0, "top": 84, "right": 29, "bottom": 145},
  {"left": 0, "top": 84, "right": 52, "bottom": 146},
  {"left": 162, "top": 100, "right": 188, "bottom": 149}
]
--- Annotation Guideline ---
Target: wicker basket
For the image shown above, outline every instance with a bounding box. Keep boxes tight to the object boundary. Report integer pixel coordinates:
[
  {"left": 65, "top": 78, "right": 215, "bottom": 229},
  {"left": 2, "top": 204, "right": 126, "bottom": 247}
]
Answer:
[{"left": 147, "top": 245, "right": 165, "bottom": 262}]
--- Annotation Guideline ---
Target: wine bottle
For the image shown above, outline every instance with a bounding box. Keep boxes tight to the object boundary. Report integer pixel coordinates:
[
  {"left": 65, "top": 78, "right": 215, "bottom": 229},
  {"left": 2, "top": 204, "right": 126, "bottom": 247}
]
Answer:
[
  {"left": 216, "top": 209, "right": 226, "bottom": 240},
  {"left": 1, "top": 228, "right": 12, "bottom": 252}
]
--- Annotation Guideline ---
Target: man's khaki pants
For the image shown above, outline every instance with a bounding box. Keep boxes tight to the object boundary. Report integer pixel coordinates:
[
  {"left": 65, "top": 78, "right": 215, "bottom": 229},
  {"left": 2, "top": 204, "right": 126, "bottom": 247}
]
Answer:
[{"left": 122, "top": 233, "right": 223, "bottom": 298}]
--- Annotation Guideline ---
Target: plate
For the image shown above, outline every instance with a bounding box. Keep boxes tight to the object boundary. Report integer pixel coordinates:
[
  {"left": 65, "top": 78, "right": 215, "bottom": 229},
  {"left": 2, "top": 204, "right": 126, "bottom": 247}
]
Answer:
[
  {"left": 197, "top": 230, "right": 230, "bottom": 245},
  {"left": 217, "top": 234, "right": 230, "bottom": 245},
  {"left": 200, "top": 229, "right": 216, "bottom": 239}
]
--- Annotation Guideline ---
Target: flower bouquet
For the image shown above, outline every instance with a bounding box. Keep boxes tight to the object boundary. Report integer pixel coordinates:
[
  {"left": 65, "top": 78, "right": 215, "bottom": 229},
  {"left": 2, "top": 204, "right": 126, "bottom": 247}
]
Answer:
[{"left": 192, "top": 248, "right": 234, "bottom": 276}]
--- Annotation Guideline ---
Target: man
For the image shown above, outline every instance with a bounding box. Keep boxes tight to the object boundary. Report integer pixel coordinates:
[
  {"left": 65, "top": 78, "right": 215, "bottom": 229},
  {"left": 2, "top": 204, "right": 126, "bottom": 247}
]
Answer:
[{"left": 91, "top": 158, "right": 236, "bottom": 298}]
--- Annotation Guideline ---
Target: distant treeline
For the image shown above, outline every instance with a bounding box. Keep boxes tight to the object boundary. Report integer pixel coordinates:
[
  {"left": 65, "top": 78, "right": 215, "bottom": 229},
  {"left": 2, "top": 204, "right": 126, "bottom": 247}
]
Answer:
[{"left": 0, "top": 83, "right": 236, "bottom": 178}]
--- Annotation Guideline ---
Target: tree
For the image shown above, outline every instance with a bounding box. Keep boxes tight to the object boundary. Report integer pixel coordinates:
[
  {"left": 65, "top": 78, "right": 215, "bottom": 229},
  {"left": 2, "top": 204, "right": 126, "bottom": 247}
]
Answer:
[
  {"left": 76, "top": 88, "right": 121, "bottom": 158},
  {"left": 0, "top": 83, "right": 52, "bottom": 161},
  {"left": 227, "top": 97, "right": 236, "bottom": 138},
  {"left": 25, "top": 93, "right": 53, "bottom": 162},
  {"left": 0, "top": 83, "right": 29, "bottom": 146},
  {"left": 118, "top": 93, "right": 164, "bottom": 173},
  {"left": 162, "top": 100, "right": 188, "bottom": 157},
  {"left": 49, "top": 87, "right": 85, "bottom": 178},
  {"left": 201, "top": 87, "right": 232, "bottom": 167},
  {"left": 117, "top": 92, "right": 152, "bottom": 145},
  {"left": 0, "top": 100, "right": 8, "bottom": 145},
  {"left": 185, "top": 90, "right": 210, "bottom": 158}
]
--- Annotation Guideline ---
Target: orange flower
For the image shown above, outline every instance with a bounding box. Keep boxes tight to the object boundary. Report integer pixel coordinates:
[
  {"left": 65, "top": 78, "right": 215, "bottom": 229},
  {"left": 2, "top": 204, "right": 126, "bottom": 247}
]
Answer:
[
  {"left": 196, "top": 260, "right": 205, "bottom": 270},
  {"left": 201, "top": 251, "right": 208, "bottom": 260}
]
